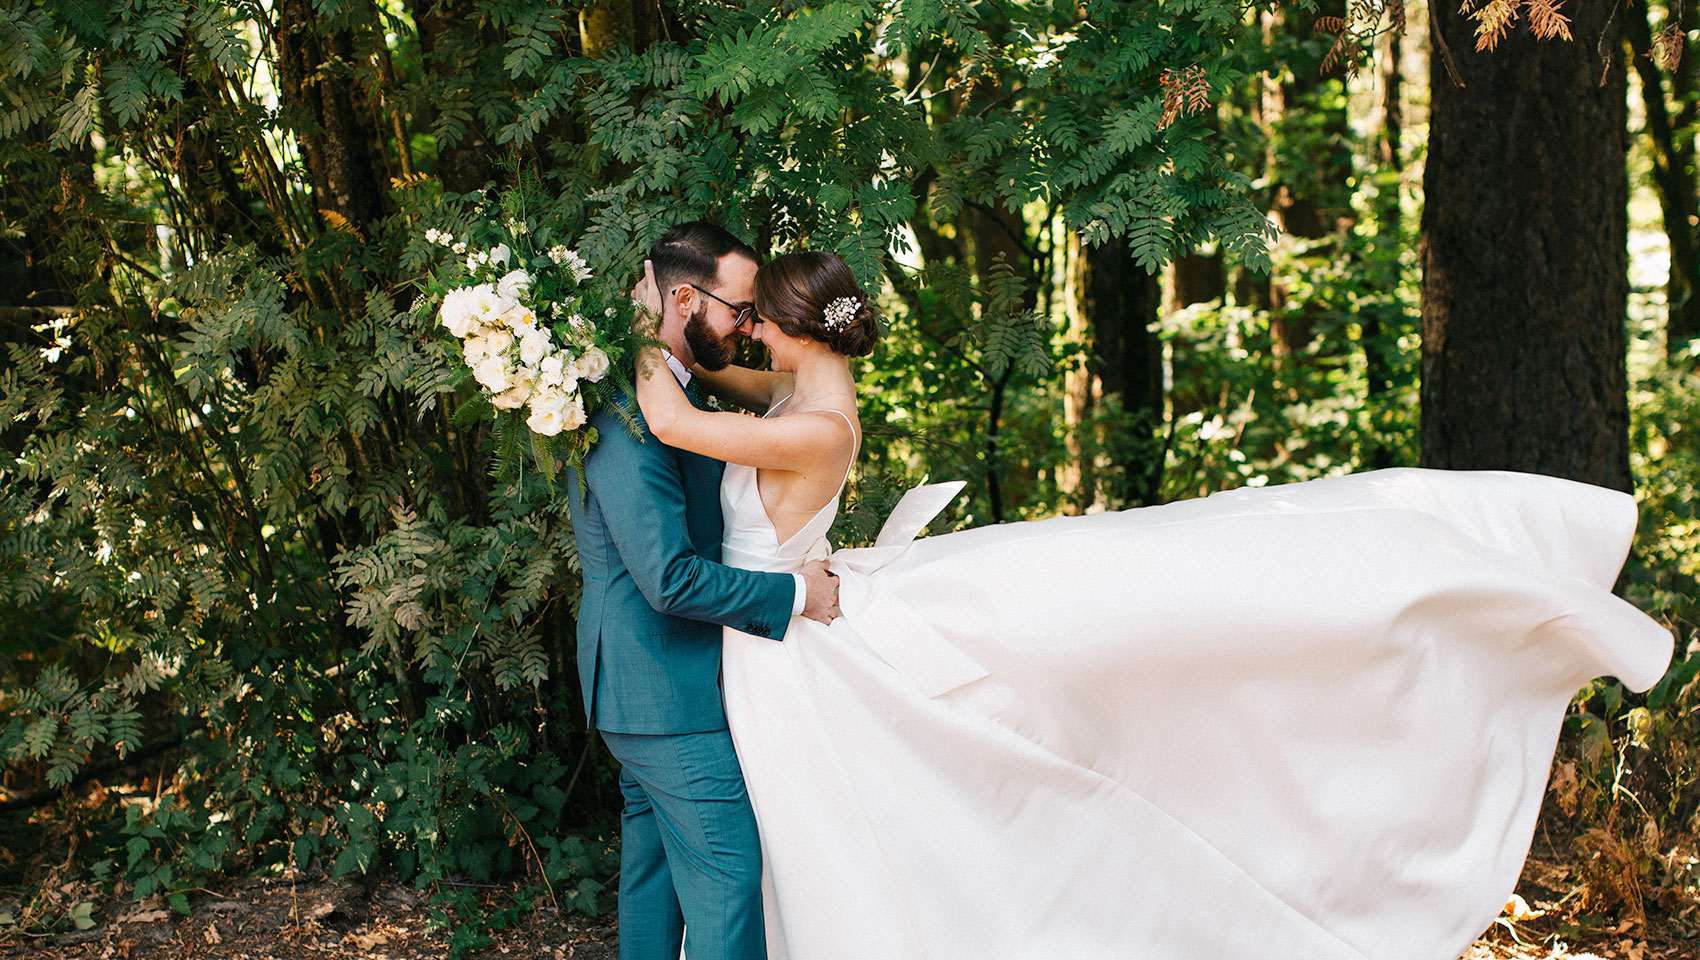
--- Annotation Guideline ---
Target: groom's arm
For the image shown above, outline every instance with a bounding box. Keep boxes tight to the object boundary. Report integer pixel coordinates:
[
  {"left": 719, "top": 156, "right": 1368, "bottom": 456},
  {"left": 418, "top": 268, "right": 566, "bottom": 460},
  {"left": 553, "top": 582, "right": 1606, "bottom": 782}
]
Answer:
[{"left": 584, "top": 413, "right": 797, "bottom": 640}]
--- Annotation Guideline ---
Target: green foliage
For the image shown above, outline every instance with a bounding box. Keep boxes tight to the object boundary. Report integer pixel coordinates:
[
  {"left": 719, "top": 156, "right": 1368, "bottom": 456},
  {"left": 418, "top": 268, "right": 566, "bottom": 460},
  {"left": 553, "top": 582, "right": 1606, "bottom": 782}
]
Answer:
[{"left": 0, "top": 0, "right": 1391, "bottom": 937}]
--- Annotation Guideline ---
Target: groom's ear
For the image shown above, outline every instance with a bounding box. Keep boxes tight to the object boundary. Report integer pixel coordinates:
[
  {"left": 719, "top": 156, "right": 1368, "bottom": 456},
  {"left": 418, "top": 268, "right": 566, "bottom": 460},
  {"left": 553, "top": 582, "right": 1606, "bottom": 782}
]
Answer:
[{"left": 671, "top": 282, "right": 695, "bottom": 318}]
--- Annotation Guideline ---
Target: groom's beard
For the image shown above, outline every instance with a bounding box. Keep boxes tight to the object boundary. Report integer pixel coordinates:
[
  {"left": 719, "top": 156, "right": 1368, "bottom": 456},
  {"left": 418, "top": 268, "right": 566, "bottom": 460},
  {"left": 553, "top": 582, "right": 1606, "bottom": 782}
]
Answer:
[{"left": 684, "top": 304, "right": 736, "bottom": 371}]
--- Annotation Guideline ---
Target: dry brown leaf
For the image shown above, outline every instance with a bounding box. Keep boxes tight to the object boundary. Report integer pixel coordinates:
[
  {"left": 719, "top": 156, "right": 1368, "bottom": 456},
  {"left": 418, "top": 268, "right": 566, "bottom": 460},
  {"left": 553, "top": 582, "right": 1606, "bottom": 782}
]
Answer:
[
  {"left": 347, "top": 929, "right": 389, "bottom": 949},
  {"left": 1652, "top": 24, "right": 1684, "bottom": 72},
  {"left": 1550, "top": 760, "right": 1580, "bottom": 815},
  {"left": 1526, "top": 0, "right": 1574, "bottom": 43},
  {"left": 1472, "top": 0, "right": 1520, "bottom": 52}
]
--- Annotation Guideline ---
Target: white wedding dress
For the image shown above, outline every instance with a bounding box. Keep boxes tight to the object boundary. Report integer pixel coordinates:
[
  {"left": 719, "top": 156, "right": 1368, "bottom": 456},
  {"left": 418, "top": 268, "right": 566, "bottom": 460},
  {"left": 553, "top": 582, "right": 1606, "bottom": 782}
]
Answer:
[{"left": 717, "top": 399, "right": 1673, "bottom": 960}]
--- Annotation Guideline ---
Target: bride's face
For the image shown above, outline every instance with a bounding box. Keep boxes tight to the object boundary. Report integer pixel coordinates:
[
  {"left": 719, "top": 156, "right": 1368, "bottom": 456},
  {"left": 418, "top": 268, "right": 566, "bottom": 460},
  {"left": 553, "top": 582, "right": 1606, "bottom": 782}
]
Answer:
[{"left": 747, "top": 313, "right": 823, "bottom": 371}]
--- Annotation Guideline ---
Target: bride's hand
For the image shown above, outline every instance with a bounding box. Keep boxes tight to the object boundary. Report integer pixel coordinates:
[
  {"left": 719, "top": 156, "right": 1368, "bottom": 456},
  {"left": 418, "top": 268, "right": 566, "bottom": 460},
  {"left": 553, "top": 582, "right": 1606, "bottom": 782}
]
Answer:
[{"left": 630, "top": 259, "right": 664, "bottom": 339}]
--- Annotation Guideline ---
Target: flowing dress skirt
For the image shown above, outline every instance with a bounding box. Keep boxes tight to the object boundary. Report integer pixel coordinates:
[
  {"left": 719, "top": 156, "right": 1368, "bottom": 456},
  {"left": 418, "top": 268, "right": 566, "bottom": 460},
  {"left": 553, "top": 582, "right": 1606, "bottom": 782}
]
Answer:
[{"left": 719, "top": 469, "right": 1673, "bottom": 960}]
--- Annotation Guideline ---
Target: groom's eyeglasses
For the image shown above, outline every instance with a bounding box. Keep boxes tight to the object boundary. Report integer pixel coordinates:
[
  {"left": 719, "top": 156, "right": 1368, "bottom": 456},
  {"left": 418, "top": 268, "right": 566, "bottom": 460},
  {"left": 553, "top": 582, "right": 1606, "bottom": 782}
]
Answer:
[{"left": 681, "top": 283, "right": 758, "bottom": 329}]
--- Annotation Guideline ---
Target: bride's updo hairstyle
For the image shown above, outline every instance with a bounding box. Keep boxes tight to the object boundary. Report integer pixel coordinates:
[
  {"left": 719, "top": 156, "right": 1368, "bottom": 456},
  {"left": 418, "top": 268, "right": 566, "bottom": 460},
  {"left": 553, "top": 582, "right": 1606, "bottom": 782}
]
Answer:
[{"left": 753, "top": 252, "right": 881, "bottom": 358}]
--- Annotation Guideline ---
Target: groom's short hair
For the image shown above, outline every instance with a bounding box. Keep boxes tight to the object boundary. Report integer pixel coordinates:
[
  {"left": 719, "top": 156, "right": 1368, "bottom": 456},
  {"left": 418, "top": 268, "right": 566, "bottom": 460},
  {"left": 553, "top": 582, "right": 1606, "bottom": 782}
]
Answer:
[{"left": 649, "top": 222, "right": 758, "bottom": 295}]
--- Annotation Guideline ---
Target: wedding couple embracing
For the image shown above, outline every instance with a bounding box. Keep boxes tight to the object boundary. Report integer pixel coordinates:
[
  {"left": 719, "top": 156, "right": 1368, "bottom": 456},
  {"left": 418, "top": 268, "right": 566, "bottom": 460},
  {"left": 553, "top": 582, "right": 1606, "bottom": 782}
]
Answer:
[{"left": 564, "top": 221, "right": 1672, "bottom": 960}]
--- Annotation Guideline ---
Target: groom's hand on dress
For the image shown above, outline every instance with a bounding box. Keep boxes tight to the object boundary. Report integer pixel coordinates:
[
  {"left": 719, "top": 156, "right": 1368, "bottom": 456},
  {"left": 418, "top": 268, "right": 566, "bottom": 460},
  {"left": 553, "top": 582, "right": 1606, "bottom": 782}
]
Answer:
[{"left": 800, "top": 560, "right": 841, "bottom": 624}]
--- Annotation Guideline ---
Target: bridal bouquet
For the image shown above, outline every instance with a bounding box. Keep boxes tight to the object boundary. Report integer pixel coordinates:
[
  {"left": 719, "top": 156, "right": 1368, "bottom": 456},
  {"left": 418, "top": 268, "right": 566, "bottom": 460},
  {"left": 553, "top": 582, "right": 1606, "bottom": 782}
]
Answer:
[{"left": 418, "top": 202, "right": 639, "bottom": 486}]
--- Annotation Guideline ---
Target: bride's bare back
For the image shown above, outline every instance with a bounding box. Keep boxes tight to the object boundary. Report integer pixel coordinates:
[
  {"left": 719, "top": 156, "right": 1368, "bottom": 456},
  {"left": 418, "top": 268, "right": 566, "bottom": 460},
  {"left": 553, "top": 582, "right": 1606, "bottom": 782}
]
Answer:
[{"left": 753, "top": 398, "right": 859, "bottom": 544}]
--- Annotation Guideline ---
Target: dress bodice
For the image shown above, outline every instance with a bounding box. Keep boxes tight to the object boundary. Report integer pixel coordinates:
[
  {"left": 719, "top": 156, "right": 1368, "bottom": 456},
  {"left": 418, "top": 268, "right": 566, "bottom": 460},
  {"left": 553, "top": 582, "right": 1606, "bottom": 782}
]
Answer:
[{"left": 719, "top": 395, "right": 854, "bottom": 574}]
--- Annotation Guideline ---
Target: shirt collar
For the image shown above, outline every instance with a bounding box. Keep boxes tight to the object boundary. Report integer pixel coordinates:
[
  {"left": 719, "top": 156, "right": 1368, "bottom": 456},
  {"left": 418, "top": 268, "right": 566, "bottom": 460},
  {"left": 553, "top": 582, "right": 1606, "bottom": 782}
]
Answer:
[{"left": 661, "top": 351, "right": 692, "bottom": 388}]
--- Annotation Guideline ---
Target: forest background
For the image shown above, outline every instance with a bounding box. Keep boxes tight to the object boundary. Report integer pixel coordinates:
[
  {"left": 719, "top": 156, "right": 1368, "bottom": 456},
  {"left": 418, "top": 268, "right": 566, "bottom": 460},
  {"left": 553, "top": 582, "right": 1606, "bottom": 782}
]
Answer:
[{"left": 1, "top": 0, "right": 1697, "bottom": 952}]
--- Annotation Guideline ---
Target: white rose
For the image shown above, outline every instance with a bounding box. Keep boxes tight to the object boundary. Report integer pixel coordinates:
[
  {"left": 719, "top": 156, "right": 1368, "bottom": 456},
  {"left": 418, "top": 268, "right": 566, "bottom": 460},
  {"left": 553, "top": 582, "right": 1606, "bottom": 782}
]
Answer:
[
  {"left": 526, "top": 386, "right": 568, "bottom": 435},
  {"left": 439, "top": 288, "right": 478, "bottom": 337},
  {"left": 559, "top": 393, "right": 587, "bottom": 430},
  {"left": 490, "top": 370, "right": 535, "bottom": 409},
  {"left": 539, "top": 354, "right": 578, "bottom": 389},
  {"left": 529, "top": 385, "right": 569, "bottom": 415},
  {"left": 496, "top": 268, "right": 531, "bottom": 300},
  {"left": 526, "top": 404, "right": 564, "bottom": 437},
  {"left": 519, "top": 327, "right": 552, "bottom": 367},
  {"left": 489, "top": 243, "right": 512, "bottom": 267},
  {"left": 537, "top": 355, "right": 563, "bottom": 385},
  {"left": 476, "top": 325, "right": 514, "bottom": 358},
  {"left": 576, "top": 346, "right": 610, "bottom": 382},
  {"left": 461, "top": 333, "right": 491, "bottom": 364},
  {"left": 472, "top": 354, "right": 513, "bottom": 393}
]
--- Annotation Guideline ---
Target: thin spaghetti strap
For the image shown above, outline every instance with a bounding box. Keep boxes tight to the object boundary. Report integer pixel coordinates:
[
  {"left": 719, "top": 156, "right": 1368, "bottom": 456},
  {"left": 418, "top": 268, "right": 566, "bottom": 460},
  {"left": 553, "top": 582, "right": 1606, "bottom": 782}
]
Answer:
[{"left": 812, "top": 407, "right": 860, "bottom": 490}]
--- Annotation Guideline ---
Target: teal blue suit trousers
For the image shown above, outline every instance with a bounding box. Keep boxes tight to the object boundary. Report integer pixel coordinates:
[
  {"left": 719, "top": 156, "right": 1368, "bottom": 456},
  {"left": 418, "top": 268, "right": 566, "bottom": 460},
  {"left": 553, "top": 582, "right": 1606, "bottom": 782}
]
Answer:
[{"left": 567, "top": 393, "right": 792, "bottom": 960}]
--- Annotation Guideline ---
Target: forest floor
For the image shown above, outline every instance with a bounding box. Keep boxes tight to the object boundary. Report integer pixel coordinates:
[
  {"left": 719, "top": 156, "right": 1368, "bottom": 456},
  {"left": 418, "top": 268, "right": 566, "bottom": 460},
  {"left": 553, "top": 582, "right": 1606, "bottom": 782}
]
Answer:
[{"left": 1, "top": 839, "right": 1697, "bottom": 960}]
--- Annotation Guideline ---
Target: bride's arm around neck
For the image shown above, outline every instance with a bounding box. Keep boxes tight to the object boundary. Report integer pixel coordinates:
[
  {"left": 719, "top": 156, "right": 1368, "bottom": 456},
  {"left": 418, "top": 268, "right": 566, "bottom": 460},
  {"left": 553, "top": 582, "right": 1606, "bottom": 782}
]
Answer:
[
  {"left": 636, "top": 346, "right": 843, "bottom": 474},
  {"left": 690, "top": 363, "right": 794, "bottom": 414}
]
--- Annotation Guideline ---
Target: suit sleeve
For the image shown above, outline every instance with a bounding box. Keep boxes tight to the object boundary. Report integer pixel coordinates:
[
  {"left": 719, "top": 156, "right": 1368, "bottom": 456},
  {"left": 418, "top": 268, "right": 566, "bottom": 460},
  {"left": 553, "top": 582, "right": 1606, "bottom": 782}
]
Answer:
[{"left": 583, "top": 412, "right": 796, "bottom": 641}]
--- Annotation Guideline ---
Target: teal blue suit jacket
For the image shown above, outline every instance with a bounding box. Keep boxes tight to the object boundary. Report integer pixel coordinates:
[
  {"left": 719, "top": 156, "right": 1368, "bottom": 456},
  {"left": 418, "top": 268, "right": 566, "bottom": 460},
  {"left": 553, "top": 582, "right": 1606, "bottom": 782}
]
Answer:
[{"left": 567, "top": 399, "right": 795, "bottom": 735}]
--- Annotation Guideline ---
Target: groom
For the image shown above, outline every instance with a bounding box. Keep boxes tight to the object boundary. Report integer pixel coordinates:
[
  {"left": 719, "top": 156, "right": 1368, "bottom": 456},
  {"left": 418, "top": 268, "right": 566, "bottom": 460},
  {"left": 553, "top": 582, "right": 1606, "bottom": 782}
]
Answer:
[{"left": 567, "top": 221, "right": 838, "bottom": 960}]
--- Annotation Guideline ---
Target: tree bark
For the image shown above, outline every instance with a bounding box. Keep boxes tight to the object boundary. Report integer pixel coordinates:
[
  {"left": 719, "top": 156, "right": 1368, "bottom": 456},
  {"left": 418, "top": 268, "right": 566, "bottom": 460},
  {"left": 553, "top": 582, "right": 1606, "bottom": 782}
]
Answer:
[
  {"left": 1086, "top": 237, "right": 1164, "bottom": 507},
  {"left": 1625, "top": 0, "right": 1700, "bottom": 356},
  {"left": 1361, "top": 23, "right": 1405, "bottom": 472},
  {"left": 1420, "top": 0, "right": 1632, "bottom": 491},
  {"left": 274, "top": 0, "right": 387, "bottom": 229}
]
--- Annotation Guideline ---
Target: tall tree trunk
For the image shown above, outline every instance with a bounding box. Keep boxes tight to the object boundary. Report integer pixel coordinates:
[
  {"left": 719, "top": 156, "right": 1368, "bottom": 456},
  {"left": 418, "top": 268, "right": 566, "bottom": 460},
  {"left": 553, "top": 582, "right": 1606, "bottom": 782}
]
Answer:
[
  {"left": 1361, "top": 22, "right": 1405, "bottom": 471},
  {"left": 1625, "top": 0, "right": 1700, "bottom": 356},
  {"left": 1087, "top": 238, "right": 1164, "bottom": 507},
  {"left": 274, "top": 0, "right": 387, "bottom": 230},
  {"left": 1420, "top": 1, "right": 1632, "bottom": 491}
]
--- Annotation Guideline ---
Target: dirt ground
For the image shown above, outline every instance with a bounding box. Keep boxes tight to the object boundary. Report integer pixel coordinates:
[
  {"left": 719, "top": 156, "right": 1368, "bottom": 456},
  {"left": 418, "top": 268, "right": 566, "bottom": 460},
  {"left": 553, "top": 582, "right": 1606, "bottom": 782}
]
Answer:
[{"left": 1, "top": 849, "right": 1696, "bottom": 960}]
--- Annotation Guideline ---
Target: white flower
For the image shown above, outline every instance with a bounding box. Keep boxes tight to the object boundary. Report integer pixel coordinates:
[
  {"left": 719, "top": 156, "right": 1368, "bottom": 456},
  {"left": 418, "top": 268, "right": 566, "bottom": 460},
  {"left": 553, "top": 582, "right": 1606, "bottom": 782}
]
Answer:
[
  {"left": 478, "top": 326, "right": 514, "bottom": 357},
  {"left": 489, "top": 243, "right": 512, "bottom": 267},
  {"left": 547, "top": 246, "right": 593, "bottom": 282},
  {"left": 473, "top": 354, "right": 513, "bottom": 393},
  {"left": 495, "top": 299, "right": 534, "bottom": 331},
  {"left": 451, "top": 241, "right": 466, "bottom": 254},
  {"left": 460, "top": 283, "right": 501, "bottom": 326},
  {"left": 462, "top": 333, "right": 492, "bottom": 364},
  {"left": 539, "top": 355, "right": 579, "bottom": 391},
  {"left": 440, "top": 287, "right": 479, "bottom": 337},
  {"left": 519, "top": 327, "right": 552, "bottom": 366},
  {"left": 526, "top": 405, "right": 564, "bottom": 436},
  {"left": 496, "top": 268, "right": 532, "bottom": 300},
  {"left": 573, "top": 346, "right": 610, "bottom": 382},
  {"left": 525, "top": 387, "right": 584, "bottom": 437},
  {"left": 530, "top": 386, "right": 568, "bottom": 415},
  {"left": 538, "top": 355, "right": 565, "bottom": 387},
  {"left": 466, "top": 250, "right": 488, "bottom": 271},
  {"left": 490, "top": 370, "right": 535, "bottom": 409},
  {"left": 560, "top": 393, "right": 587, "bottom": 430}
]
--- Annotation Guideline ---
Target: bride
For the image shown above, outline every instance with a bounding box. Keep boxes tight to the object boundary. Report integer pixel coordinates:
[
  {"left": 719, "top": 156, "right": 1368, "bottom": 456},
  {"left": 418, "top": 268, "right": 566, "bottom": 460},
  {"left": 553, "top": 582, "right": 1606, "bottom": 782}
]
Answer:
[{"left": 630, "top": 251, "right": 1674, "bottom": 960}]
